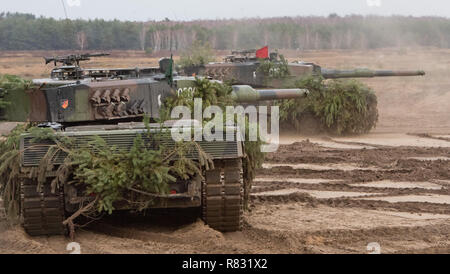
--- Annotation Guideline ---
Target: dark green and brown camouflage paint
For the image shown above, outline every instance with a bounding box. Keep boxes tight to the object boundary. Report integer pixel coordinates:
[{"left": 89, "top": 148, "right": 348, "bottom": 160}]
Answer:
[{"left": 195, "top": 59, "right": 425, "bottom": 88}]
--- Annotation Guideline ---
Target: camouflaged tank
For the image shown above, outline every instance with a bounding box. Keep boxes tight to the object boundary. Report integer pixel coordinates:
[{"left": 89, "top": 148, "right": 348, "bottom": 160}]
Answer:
[
  {"left": 183, "top": 48, "right": 425, "bottom": 135},
  {"left": 187, "top": 48, "right": 425, "bottom": 88},
  {"left": 0, "top": 53, "right": 308, "bottom": 236}
]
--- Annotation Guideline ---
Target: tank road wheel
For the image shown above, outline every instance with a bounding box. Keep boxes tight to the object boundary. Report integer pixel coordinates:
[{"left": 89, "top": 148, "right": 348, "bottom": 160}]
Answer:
[
  {"left": 202, "top": 159, "right": 244, "bottom": 232},
  {"left": 20, "top": 179, "right": 66, "bottom": 236}
]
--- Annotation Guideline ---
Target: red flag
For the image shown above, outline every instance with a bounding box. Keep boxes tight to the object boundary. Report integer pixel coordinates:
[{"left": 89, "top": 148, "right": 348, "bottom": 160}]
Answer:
[
  {"left": 256, "top": 46, "right": 269, "bottom": 59},
  {"left": 61, "top": 99, "right": 69, "bottom": 109}
]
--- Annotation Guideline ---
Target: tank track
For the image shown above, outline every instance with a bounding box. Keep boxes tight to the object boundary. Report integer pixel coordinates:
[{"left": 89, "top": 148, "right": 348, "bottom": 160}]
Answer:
[
  {"left": 20, "top": 179, "right": 66, "bottom": 236},
  {"left": 202, "top": 159, "right": 244, "bottom": 232}
]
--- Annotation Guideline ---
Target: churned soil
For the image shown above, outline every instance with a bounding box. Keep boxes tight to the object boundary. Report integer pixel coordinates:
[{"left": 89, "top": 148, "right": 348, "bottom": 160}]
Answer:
[{"left": 1, "top": 134, "right": 449, "bottom": 254}]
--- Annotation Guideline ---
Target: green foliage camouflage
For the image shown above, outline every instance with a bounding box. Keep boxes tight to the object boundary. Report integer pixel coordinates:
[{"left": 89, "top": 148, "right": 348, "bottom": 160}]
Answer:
[
  {"left": 257, "top": 54, "right": 290, "bottom": 79},
  {"left": 162, "top": 78, "right": 266, "bottom": 206},
  {"left": 163, "top": 78, "right": 235, "bottom": 115},
  {"left": 279, "top": 76, "right": 379, "bottom": 135},
  {"left": 0, "top": 125, "right": 60, "bottom": 220},
  {"left": 0, "top": 124, "right": 29, "bottom": 220},
  {"left": 0, "top": 123, "right": 212, "bottom": 219},
  {"left": 61, "top": 133, "right": 211, "bottom": 214}
]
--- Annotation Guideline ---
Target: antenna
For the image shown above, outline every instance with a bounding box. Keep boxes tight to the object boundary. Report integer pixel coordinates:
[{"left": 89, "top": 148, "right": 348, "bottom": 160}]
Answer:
[{"left": 60, "top": 0, "right": 68, "bottom": 19}]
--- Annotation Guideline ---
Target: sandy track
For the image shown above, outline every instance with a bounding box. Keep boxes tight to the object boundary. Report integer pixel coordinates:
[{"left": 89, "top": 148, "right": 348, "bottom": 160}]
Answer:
[{"left": 1, "top": 133, "right": 449, "bottom": 254}]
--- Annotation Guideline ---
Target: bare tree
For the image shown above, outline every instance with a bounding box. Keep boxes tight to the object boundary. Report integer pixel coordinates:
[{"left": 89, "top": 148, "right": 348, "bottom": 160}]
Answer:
[
  {"left": 76, "top": 31, "right": 87, "bottom": 51},
  {"left": 139, "top": 23, "right": 147, "bottom": 51}
]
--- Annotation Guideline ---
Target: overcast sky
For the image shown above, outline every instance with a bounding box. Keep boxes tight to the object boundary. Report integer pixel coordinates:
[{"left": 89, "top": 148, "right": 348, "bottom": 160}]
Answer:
[{"left": 2, "top": 0, "right": 450, "bottom": 21}]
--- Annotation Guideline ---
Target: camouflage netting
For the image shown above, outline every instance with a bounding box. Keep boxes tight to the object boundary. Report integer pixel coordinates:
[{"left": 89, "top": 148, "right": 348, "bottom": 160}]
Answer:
[{"left": 279, "top": 76, "right": 379, "bottom": 135}]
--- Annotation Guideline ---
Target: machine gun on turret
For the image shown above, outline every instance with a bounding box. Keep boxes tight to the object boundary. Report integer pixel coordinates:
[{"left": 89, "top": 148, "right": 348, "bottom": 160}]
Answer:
[
  {"left": 44, "top": 53, "right": 110, "bottom": 66},
  {"left": 42, "top": 53, "right": 111, "bottom": 81},
  {"left": 190, "top": 47, "right": 425, "bottom": 88},
  {"left": 39, "top": 53, "right": 168, "bottom": 82}
]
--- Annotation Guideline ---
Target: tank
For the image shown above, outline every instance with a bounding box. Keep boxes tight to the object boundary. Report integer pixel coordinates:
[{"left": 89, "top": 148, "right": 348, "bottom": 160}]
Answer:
[
  {"left": 0, "top": 53, "right": 309, "bottom": 236},
  {"left": 182, "top": 47, "right": 425, "bottom": 135},
  {"left": 186, "top": 47, "right": 425, "bottom": 88}
]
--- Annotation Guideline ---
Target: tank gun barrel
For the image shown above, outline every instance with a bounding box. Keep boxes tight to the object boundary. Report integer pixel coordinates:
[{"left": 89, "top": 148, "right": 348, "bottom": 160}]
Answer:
[
  {"left": 231, "top": 85, "right": 309, "bottom": 102},
  {"left": 321, "top": 68, "right": 425, "bottom": 79}
]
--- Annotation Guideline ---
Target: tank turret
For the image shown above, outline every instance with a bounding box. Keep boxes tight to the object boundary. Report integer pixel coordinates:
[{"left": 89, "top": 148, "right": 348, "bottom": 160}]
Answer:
[
  {"left": 190, "top": 47, "right": 425, "bottom": 88},
  {"left": 0, "top": 54, "right": 310, "bottom": 124}
]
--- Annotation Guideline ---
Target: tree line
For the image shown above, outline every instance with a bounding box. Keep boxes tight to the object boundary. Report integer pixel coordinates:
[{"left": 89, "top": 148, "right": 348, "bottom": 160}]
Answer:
[{"left": 1, "top": 12, "right": 450, "bottom": 51}]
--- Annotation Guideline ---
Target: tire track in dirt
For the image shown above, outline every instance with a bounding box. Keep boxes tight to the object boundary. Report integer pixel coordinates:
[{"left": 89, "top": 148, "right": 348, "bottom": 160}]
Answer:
[
  {"left": 242, "top": 220, "right": 450, "bottom": 254},
  {"left": 0, "top": 224, "right": 57, "bottom": 254},
  {"left": 253, "top": 180, "right": 448, "bottom": 195},
  {"left": 257, "top": 164, "right": 450, "bottom": 182},
  {"left": 250, "top": 192, "right": 450, "bottom": 215},
  {"left": 409, "top": 133, "right": 450, "bottom": 143},
  {"left": 1, "top": 135, "right": 449, "bottom": 253}
]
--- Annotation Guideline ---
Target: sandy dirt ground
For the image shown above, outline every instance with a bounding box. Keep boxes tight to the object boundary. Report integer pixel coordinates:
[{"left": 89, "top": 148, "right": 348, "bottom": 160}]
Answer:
[{"left": 0, "top": 48, "right": 449, "bottom": 254}]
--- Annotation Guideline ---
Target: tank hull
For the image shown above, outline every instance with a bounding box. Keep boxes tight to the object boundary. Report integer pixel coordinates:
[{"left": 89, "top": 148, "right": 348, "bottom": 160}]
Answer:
[{"left": 19, "top": 124, "right": 245, "bottom": 235}]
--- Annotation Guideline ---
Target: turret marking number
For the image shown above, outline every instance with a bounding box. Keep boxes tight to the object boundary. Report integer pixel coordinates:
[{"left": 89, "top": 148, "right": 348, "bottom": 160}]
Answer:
[{"left": 177, "top": 87, "right": 196, "bottom": 97}]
